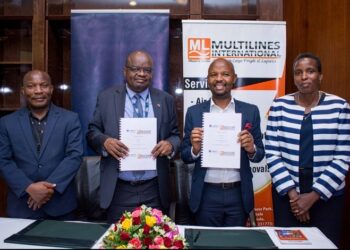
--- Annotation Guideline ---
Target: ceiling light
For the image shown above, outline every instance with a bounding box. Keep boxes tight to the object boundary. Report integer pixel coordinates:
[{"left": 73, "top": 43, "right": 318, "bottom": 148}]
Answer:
[
  {"left": 0, "top": 86, "right": 13, "bottom": 94},
  {"left": 129, "top": 1, "right": 137, "bottom": 6},
  {"left": 58, "top": 83, "right": 70, "bottom": 91}
]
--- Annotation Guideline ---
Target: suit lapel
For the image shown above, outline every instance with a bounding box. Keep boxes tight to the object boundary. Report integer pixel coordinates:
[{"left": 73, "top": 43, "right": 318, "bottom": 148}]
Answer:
[
  {"left": 202, "top": 100, "right": 211, "bottom": 114},
  {"left": 114, "top": 86, "right": 126, "bottom": 137},
  {"left": 150, "top": 88, "right": 162, "bottom": 134},
  {"left": 200, "top": 99, "right": 211, "bottom": 124},
  {"left": 18, "top": 108, "right": 38, "bottom": 157},
  {"left": 234, "top": 100, "right": 245, "bottom": 130},
  {"left": 39, "top": 104, "right": 59, "bottom": 158}
]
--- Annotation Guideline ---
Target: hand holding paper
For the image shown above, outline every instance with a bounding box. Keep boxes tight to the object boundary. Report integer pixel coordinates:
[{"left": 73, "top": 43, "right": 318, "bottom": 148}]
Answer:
[
  {"left": 152, "top": 140, "right": 173, "bottom": 158},
  {"left": 238, "top": 129, "right": 255, "bottom": 155},
  {"left": 201, "top": 113, "right": 241, "bottom": 169},
  {"left": 190, "top": 127, "right": 203, "bottom": 155},
  {"left": 103, "top": 138, "right": 129, "bottom": 160},
  {"left": 119, "top": 118, "right": 157, "bottom": 171}
]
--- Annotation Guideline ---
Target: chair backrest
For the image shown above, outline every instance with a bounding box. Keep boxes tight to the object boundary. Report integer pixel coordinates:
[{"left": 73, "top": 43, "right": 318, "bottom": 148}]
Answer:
[
  {"left": 75, "top": 156, "right": 106, "bottom": 222},
  {"left": 171, "top": 159, "right": 195, "bottom": 225}
]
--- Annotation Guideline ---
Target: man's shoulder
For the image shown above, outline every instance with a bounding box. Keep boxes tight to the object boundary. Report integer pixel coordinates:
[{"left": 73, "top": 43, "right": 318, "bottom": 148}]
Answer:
[
  {"left": 150, "top": 87, "right": 172, "bottom": 98},
  {"left": 51, "top": 104, "right": 78, "bottom": 119},
  {"left": 0, "top": 108, "right": 23, "bottom": 122},
  {"left": 234, "top": 98, "right": 259, "bottom": 111},
  {"left": 99, "top": 85, "right": 123, "bottom": 96},
  {"left": 187, "top": 100, "right": 210, "bottom": 112}
]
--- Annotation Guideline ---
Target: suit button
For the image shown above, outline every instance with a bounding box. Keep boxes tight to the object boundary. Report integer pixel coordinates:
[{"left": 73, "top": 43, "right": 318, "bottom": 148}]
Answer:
[{"left": 38, "top": 165, "right": 42, "bottom": 168}]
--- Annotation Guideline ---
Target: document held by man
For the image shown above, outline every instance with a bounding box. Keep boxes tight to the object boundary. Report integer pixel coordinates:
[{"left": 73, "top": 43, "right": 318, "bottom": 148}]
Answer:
[
  {"left": 201, "top": 113, "right": 241, "bottom": 169},
  {"left": 120, "top": 118, "right": 157, "bottom": 171}
]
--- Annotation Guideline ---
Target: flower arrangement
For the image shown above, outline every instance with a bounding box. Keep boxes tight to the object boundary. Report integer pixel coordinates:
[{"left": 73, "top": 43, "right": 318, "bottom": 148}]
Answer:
[{"left": 102, "top": 205, "right": 188, "bottom": 249}]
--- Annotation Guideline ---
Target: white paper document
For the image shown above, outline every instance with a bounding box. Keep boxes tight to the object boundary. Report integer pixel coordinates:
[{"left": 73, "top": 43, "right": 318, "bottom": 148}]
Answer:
[
  {"left": 201, "top": 113, "right": 241, "bottom": 169},
  {"left": 119, "top": 118, "right": 157, "bottom": 171}
]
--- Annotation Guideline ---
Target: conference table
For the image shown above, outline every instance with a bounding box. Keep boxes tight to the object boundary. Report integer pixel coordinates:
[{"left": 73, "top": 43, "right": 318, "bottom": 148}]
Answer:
[{"left": 0, "top": 217, "right": 337, "bottom": 249}]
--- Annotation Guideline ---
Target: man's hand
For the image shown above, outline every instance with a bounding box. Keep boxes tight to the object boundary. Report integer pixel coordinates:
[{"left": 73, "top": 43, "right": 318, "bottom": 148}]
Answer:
[
  {"left": 25, "top": 181, "right": 56, "bottom": 210},
  {"left": 103, "top": 138, "right": 129, "bottom": 160},
  {"left": 237, "top": 129, "right": 255, "bottom": 155},
  {"left": 27, "top": 197, "right": 42, "bottom": 211},
  {"left": 190, "top": 127, "right": 203, "bottom": 155},
  {"left": 152, "top": 140, "right": 173, "bottom": 158}
]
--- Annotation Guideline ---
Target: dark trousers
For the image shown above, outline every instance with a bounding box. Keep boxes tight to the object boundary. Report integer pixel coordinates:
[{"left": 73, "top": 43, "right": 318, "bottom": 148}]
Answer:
[
  {"left": 272, "top": 188, "right": 345, "bottom": 247},
  {"left": 23, "top": 209, "right": 76, "bottom": 221},
  {"left": 195, "top": 183, "right": 247, "bottom": 227},
  {"left": 107, "top": 177, "right": 163, "bottom": 224}
]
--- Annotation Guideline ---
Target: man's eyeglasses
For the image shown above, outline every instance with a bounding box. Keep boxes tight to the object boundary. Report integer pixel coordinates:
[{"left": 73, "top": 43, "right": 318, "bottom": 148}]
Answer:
[{"left": 126, "top": 65, "right": 152, "bottom": 74}]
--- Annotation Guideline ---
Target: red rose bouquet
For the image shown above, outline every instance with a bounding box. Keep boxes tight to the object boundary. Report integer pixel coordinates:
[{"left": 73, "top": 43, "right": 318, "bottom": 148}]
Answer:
[{"left": 102, "top": 205, "right": 187, "bottom": 249}]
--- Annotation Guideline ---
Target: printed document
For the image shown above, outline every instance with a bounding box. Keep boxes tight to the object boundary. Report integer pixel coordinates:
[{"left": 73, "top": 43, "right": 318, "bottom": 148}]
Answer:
[
  {"left": 201, "top": 113, "right": 241, "bottom": 169},
  {"left": 120, "top": 118, "right": 156, "bottom": 171}
]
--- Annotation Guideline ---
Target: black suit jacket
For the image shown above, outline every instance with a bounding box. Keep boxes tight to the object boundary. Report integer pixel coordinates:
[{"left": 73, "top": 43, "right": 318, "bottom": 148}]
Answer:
[{"left": 87, "top": 85, "right": 180, "bottom": 209}]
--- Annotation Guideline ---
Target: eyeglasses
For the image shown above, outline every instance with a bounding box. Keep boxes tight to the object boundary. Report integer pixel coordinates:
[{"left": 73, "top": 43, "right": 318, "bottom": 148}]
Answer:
[{"left": 126, "top": 65, "right": 152, "bottom": 74}]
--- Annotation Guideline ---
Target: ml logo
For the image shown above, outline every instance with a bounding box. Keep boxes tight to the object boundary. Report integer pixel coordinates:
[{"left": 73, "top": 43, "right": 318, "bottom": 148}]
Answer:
[{"left": 188, "top": 38, "right": 211, "bottom": 61}]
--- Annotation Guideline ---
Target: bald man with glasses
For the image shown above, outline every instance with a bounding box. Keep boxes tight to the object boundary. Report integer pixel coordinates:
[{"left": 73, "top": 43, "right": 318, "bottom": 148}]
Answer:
[{"left": 87, "top": 50, "right": 180, "bottom": 223}]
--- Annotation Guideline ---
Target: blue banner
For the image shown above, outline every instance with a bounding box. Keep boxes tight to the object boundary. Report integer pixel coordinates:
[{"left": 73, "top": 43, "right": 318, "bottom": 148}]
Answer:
[{"left": 71, "top": 10, "right": 169, "bottom": 155}]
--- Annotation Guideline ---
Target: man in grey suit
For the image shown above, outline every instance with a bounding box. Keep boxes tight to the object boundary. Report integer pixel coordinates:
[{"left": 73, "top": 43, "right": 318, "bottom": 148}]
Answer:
[
  {"left": 181, "top": 58, "right": 265, "bottom": 226},
  {"left": 87, "top": 50, "right": 180, "bottom": 223},
  {"left": 0, "top": 70, "right": 83, "bottom": 219}
]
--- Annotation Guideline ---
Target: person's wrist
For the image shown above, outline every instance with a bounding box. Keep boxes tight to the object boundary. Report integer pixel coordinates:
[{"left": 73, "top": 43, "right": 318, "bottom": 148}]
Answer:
[
  {"left": 310, "top": 191, "right": 320, "bottom": 202},
  {"left": 192, "top": 146, "right": 200, "bottom": 155},
  {"left": 191, "top": 146, "right": 201, "bottom": 159},
  {"left": 248, "top": 144, "right": 256, "bottom": 159},
  {"left": 288, "top": 188, "right": 298, "bottom": 200},
  {"left": 25, "top": 183, "right": 34, "bottom": 194},
  {"left": 167, "top": 147, "right": 175, "bottom": 159}
]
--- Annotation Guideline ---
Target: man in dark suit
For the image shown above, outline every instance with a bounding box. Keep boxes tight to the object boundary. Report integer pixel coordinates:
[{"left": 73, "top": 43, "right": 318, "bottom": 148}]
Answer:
[
  {"left": 181, "top": 58, "right": 265, "bottom": 226},
  {"left": 87, "top": 50, "right": 180, "bottom": 223},
  {"left": 0, "top": 70, "right": 83, "bottom": 219}
]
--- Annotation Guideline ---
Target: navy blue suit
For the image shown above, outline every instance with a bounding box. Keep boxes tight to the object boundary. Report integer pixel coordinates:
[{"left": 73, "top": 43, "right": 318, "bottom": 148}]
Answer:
[
  {"left": 87, "top": 85, "right": 180, "bottom": 211},
  {"left": 0, "top": 104, "right": 83, "bottom": 218},
  {"left": 181, "top": 99, "right": 265, "bottom": 216}
]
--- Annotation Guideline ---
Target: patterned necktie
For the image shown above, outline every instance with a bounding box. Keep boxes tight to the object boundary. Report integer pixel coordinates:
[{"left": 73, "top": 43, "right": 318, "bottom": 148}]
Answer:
[
  {"left": 133, "top": 94, "right": 145, "bottom": 179},
  {"left": 133, "top": 94, "right": 143, "bottom": 118}
]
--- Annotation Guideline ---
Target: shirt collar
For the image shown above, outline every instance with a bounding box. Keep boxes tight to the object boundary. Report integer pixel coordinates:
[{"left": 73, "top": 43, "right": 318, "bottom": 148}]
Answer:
[
  {"left": 126, "top": 85, "right": 149, "bottom": 100},
  {"left": 210, "top": 97, "right": 235, "bottom": 111},
  {"left": 28, "top": 104, "right": 51, "bottom": 122}
]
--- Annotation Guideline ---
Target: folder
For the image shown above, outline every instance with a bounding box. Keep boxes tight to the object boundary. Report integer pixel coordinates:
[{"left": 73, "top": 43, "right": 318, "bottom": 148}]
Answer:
[
  {"left": 4, "top": 220, "right": 110, "bottom": 249},
  {"left": 185, "top": 228, "right": 277, "bottom": 249}
]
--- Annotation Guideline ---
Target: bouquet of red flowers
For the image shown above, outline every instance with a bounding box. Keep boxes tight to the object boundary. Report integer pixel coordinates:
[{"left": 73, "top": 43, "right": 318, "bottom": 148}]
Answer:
[{"left": 102, "top": 205, "right": 187, "bottom": 249}]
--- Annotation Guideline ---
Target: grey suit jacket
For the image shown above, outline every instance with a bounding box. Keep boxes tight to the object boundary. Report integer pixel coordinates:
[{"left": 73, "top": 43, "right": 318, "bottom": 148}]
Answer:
[
  {"left": 87, "top": 85, "right": 180, "bottom": 209},
  {"left": 181, "top": 99, "right": 265, "bottom": 214},
  {"left": 0, "top": 104, "right": 83, "bottom": 218}
]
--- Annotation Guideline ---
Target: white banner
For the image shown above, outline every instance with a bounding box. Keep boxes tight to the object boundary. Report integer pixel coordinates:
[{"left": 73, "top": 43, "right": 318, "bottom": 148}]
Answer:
[{"left": 182, "top": 20, "right": 286, "bottom": 226}]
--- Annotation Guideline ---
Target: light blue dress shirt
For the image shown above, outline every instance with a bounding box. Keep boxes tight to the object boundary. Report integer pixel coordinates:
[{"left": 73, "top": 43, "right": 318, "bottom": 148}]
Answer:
[{"left": 118, "top": 86, "right": 157, "bottom": 181}]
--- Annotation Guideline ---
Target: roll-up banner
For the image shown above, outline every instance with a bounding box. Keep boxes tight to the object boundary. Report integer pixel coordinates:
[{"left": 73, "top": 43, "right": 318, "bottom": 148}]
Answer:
[
  {"left": 182, "top": 20, "right": 286, "bottom": 226},
  {"left": 71, "top": 10, "right": 169, "bottom": 155}
]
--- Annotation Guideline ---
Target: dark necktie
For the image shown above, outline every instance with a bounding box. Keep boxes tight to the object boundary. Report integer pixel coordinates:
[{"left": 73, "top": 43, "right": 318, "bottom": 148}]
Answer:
[
  {"left": 133, "top": 94, "right": 145, "bottom": 179},
  {"left": 133, "top": 94, "right": 143, "bottom": 118}
]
